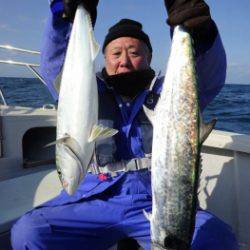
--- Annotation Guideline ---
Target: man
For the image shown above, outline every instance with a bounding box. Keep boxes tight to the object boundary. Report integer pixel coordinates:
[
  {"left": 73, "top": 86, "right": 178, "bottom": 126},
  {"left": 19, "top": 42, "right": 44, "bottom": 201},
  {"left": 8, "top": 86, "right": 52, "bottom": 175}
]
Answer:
[{"left": 11, "top": 0, "right": 238, "bottom": 249}]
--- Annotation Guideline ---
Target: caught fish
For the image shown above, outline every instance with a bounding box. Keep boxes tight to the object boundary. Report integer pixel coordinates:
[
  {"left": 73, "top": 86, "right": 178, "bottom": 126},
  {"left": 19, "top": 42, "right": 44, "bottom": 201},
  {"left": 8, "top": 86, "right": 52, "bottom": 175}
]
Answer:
[
  {"left": 144, "top": 26, "right": 216, "bottom": 249},
  {"left": 53, "top": 5, "right": 117, "bottom": 195}
]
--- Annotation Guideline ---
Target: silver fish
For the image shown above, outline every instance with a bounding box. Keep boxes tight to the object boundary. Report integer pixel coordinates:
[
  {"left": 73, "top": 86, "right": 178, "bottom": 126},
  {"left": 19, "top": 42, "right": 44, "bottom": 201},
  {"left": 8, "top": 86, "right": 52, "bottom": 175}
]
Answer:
[
  {"left": 144, "top": 25, "right": 216, "bottom": 249},
  {"left": 53, "top": 5, "right": 117, "bottom": 195}
]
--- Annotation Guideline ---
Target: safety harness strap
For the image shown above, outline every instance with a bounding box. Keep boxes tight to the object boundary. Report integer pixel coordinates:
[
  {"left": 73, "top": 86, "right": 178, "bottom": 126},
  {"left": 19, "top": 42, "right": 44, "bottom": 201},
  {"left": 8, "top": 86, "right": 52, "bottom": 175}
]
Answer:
[{"left": 88, "top": 157, "right": 151, "bottom": 175}]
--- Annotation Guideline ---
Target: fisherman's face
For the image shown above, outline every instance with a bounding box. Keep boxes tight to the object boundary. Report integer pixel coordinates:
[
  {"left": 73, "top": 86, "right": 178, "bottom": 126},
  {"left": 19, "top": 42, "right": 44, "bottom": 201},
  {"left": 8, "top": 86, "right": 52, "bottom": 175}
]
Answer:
[{"left": 104, "top": 37, "right": 152, "bottom": 75}]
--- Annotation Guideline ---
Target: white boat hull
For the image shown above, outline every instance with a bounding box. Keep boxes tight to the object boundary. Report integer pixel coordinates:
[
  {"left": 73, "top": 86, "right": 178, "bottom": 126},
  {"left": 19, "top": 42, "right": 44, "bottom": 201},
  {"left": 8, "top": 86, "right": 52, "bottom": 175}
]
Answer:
[{"left": 0, "top": 106, "right": 249, "bottom": 249}]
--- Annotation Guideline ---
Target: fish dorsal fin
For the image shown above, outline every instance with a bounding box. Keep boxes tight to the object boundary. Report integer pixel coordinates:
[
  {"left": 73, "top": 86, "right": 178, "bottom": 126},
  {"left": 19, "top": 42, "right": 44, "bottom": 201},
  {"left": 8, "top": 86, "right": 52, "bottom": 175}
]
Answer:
[
  {"left": 143, "top": 105, "right": 155, "bottom": 125},
  {"left": 199, "top": 112, "right": 217, "bottom": 144},
  {"left": 88, "top": 125, "right": 118, "bottom": 142}
]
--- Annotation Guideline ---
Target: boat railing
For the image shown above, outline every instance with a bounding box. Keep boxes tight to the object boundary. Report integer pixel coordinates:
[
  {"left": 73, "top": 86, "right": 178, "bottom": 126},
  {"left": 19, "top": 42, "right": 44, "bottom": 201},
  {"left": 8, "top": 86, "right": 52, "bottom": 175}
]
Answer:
[
  {"left": 0, "top": 88, "right": 7, "bottom": 106},
  {"left": 0, "top": 44, "right": 45, "bottom": 81},
  {"left": 0, "top": 44, "right": 55, "bottom": 107}
]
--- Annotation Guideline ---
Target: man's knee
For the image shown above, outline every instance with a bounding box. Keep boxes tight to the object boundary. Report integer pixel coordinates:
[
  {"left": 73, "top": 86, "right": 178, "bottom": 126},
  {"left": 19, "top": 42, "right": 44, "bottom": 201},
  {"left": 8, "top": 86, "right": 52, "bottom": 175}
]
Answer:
[
  {"left": 193, "top": 210, "right": 238, "bottom": 249},
  {"left": 11, "top": 211, "right": 51, "bottom": 249}
]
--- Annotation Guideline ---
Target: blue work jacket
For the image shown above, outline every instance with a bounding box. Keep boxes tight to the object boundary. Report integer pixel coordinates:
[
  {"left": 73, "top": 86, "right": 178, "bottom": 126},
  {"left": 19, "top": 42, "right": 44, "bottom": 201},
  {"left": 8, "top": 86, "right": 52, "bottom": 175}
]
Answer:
[{"left": 39, "top": 11, "right": 227, "bottom": 203}]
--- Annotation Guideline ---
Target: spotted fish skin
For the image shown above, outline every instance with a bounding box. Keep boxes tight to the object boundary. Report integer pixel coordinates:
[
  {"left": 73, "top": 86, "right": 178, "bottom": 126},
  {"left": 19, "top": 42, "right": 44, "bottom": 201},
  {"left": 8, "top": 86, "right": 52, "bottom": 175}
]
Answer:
[{"left": 148, "top": 25, "right": 203, "bottom": 250}]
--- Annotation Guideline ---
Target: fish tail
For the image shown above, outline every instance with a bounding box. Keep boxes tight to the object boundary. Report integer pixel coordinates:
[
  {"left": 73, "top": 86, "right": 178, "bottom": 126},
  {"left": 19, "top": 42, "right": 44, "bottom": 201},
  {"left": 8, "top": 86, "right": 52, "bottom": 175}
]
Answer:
[
  {"left": 76, "top": 5, "right": 100, "bottom": 60},
  {"left": 85, "top": 10, "right": 99, "bottom": 60}
]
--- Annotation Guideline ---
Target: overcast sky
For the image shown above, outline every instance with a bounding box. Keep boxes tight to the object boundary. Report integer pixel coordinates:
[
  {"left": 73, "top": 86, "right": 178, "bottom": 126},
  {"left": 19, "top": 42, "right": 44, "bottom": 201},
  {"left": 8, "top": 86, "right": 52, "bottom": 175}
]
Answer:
[{"left": 0, "top": 0, "right": 249, "bottom": 84}]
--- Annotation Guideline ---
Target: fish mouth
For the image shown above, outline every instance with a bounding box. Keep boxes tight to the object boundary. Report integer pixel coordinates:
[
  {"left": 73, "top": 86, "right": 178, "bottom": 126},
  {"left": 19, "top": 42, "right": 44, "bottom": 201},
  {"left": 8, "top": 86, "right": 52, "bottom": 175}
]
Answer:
[
  {"left": 164, "top": 235, "right": 189, "bottom": 250},
  {"left": 151, "top": 242, "right": 166, "bottom": 250},
  {"left": 65, "top": 181, "right": 78, "bottom": 195}
]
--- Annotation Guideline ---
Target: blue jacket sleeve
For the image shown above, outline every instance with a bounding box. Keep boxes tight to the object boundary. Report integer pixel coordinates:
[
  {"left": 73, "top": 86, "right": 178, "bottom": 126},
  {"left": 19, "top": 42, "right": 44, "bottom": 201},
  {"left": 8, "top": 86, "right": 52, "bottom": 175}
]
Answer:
[
  {"left": 40, "top": 11, "right": 72, "bottom": 101},
  {"left": 196, "top": 32, "right": 227, "bottom": 112}
]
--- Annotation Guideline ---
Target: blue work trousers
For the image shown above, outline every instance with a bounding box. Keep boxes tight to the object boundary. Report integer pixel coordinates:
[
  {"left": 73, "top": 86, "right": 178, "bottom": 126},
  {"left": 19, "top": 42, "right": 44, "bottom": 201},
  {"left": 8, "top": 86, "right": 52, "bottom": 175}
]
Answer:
[{"left": 11, "top": 171, "right": 238, "bottom": 250}]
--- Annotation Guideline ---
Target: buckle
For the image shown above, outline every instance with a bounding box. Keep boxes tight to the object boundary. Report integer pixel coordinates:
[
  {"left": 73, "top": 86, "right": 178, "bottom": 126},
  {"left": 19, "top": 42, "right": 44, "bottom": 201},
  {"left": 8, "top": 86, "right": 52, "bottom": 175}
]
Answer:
[{"left": 89, "top": 163, "right": 101, "bottom": 174}]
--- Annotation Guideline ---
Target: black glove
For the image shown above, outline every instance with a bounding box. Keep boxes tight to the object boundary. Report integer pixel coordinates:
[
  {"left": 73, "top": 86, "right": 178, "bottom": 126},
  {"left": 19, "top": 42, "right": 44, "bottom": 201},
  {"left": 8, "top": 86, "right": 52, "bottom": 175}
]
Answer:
[
  {"left": 63, "top": 0, "right": 99, "bottom": 26},
  {"left": 164, "top": 0, "right": 218, "bottom": 52}
]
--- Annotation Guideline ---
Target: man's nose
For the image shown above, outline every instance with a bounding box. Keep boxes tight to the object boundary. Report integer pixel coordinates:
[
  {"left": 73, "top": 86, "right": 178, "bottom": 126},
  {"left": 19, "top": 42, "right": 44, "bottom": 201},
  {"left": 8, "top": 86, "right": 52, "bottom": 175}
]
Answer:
[{"left": 120, "top": 52, "right": 130, "bottom": 67}]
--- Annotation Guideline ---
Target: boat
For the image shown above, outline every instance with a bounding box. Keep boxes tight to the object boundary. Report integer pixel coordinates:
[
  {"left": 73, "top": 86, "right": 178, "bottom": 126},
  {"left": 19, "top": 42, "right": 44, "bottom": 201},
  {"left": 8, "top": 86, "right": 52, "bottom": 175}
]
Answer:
[{"left": 0, "top": 45, "right": 249, "bottom": 250}]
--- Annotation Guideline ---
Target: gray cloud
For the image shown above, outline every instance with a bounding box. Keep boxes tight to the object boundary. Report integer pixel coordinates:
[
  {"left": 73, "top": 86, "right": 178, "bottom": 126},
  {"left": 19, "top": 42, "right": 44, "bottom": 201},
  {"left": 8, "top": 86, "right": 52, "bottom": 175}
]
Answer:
[{"left": 0, "top": 23, "right": 18, "bottom": 33}]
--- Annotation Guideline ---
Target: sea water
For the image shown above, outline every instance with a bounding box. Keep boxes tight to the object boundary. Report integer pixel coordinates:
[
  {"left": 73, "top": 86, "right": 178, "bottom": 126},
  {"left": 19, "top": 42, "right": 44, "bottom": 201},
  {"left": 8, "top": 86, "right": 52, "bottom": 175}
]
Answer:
[{"left": 0, "top": 77, "right": 249, "bottom": 135}]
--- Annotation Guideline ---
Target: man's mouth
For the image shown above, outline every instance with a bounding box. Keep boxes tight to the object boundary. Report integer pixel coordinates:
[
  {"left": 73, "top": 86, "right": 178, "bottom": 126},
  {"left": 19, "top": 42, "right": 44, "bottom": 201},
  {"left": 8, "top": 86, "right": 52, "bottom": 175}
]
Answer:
[{"left": 116, "top": 68, "right": 134, "bottom": 74}]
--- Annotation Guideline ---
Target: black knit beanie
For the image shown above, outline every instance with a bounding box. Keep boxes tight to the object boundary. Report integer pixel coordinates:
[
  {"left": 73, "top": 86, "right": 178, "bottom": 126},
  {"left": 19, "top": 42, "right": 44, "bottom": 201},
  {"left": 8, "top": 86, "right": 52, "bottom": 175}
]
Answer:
[{"left": 102, "top": 19, "right": 152, "bottom": 53}]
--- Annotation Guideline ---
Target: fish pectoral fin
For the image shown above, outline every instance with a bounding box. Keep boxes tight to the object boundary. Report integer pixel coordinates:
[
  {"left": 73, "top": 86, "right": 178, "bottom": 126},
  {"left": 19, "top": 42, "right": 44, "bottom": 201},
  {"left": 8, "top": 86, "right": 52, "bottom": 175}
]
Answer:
[
  {"left": 143, "top": 210, "right": 152, "bottom": 222},
  {"left": 200, "top": 113, "right": 217, "bottom": 144},
  {"left": 44, "top": 135, "right": 70, "bottom": 148},
  {"left": 88, "top": 125, "right": 118, "bottom": 142},
  {"left": 143, "top": 105, "right": 155, "bottom": 125}
]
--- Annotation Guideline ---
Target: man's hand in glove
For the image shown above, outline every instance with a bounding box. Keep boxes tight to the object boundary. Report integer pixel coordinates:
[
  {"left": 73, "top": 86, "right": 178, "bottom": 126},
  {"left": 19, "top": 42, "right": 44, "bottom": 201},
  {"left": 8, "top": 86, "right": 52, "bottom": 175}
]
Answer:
[
  {"left": 63, "top": 0, "right": 99, "bottom": 25},
  {"left": 164, "top": 0, "right": 218, "bottom": 51}
]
